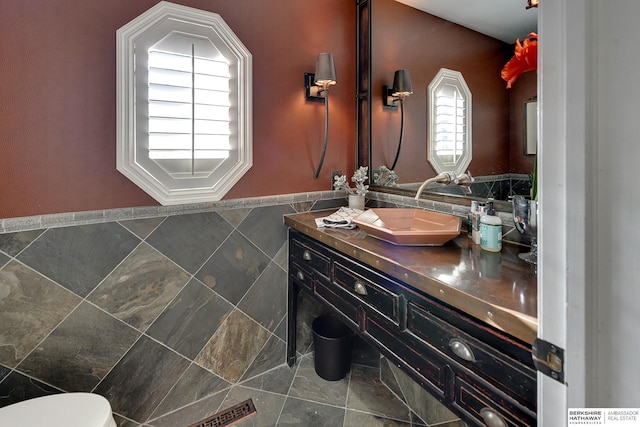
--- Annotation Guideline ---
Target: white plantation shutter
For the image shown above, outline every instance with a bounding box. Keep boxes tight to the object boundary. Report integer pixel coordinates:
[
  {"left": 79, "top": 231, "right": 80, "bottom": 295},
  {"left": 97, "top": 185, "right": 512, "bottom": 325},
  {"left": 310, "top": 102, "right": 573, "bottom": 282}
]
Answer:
[
  {"left": 147, "top": 41, "right": 231, "bottom": 177},
  {"left": 435, "top": 86, "right": 465, "bottom": 164}
]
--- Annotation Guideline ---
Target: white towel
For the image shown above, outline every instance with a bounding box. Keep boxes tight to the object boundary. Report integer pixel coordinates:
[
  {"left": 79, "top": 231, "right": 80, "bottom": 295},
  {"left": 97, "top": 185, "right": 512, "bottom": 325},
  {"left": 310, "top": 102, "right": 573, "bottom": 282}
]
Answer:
[{"left": 315, "top": 207, "right": 364, "bottom": 229}]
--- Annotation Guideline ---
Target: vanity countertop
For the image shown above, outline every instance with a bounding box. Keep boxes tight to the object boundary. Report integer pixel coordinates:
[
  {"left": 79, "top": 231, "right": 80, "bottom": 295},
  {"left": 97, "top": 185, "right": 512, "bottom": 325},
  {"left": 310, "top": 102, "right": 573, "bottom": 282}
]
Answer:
[{"left": 285, "top": 210, "right": 538, "bottom": 344}]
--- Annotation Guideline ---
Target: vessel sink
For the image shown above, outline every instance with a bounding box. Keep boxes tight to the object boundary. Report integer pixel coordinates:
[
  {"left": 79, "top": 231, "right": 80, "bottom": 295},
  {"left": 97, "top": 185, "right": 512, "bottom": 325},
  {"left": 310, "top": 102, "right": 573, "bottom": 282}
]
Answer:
[{"left": 352, "top": 208, "right": 461, "bottom": 246}]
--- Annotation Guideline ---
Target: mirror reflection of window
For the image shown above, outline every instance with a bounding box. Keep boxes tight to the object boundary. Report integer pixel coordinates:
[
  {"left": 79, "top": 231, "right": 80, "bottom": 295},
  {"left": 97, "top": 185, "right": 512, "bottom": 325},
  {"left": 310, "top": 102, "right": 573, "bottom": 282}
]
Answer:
[
  {"left": 428, "top": 68, "right": 472, "bottom": 176},
  {"left": 435, "top": 84, "right": 466, "bottom": 166}
]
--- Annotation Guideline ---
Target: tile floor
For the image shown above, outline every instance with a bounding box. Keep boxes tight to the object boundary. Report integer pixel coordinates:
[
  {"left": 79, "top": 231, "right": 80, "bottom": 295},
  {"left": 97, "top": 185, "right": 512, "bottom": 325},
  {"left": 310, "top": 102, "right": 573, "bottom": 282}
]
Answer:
[{"left": 142, "top": 349, "right": 428, "bottom": 427}]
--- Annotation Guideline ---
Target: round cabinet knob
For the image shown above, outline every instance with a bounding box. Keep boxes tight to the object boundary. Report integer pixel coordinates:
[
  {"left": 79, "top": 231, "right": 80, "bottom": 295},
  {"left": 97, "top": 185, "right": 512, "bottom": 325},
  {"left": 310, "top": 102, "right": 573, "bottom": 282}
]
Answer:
[
  {"left": 480, "top": 408, "right": 508, "bottom": 427},
  {"left": 302, "top": 250, "right": 312, "bottom": 261},
  {"left": 449, "top": 338, "right": 475, "bottom": 362},
  {"left": 354, "top": 282, "right": 368, "bottom": 295},
  {"left": 296, "top": 271, "right": 305, "bottom": 281}
]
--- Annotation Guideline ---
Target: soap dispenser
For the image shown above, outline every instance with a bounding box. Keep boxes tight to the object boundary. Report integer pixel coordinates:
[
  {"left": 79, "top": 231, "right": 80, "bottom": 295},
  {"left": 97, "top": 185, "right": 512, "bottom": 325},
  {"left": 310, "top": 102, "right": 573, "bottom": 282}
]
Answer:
[{"left": 480, "top": 199, "right": 502, "bottom": 252}]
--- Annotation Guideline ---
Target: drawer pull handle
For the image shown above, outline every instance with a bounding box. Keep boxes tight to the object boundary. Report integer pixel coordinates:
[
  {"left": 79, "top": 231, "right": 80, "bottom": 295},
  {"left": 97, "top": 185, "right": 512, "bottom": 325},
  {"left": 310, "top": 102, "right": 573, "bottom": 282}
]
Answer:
[
  {"left": 354, "top": 282, "right": 368, "bottom": 295},
  {"left": 480, "top": 408, "right": 508, "bottom": 427},
  {"left": 449, "top": 338, "right": 475, "bottom": 362},
  {"left": 302, "top": 250, "right": 312, "bottom": 261},
  {"left": 296, "top": 271, "right": 305, "bottom": 281}
]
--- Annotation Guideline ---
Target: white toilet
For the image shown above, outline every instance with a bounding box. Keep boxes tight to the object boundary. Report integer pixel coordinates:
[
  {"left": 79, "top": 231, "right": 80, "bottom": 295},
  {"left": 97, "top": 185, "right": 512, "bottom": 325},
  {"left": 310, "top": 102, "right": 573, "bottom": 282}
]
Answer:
[{"left": 0, "top": 392, "right": 117, "bottom": 427}]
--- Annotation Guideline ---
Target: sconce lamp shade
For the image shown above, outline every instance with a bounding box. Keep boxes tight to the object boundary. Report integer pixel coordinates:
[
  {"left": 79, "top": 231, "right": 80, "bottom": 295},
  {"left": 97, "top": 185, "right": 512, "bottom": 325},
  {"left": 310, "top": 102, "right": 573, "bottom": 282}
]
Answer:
[
  {"left": 526, "top": 0, "right": 539, "bottom": 8},
  {"left": 392, "top": 69, "right": 413, "bottom": 97},
  {"left": 314, "top": 53, "right": 337, "bottom": 87}
]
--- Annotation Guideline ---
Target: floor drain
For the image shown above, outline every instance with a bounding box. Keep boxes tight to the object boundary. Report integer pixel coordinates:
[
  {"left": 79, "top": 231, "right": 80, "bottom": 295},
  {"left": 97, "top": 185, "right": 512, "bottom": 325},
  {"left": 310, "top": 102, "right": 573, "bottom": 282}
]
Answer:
[{"left": 187, "top": 399, "right": 257, "bottom": 427}]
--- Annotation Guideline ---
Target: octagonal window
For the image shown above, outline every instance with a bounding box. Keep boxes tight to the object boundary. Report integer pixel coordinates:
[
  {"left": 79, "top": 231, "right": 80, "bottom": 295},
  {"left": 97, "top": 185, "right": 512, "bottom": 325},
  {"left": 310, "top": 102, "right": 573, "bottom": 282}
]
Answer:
[{"left": 117, "top": 1, "right": 252, "bottom": 205}]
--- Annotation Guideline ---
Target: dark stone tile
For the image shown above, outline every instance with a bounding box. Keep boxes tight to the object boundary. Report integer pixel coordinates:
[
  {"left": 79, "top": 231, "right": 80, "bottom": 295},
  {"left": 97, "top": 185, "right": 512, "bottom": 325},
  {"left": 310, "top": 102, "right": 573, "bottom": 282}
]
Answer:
[
  {"left": 0, "top": 370, "right": 61, "bottom": 408},
  {"left": 276, "top": 397, "right": 345, "bottom": 427},
  {"left": 296, "top": 291, "right": 333, "bottom": 355},
  {"left": 237, "top": 205, "right": 295, "bottom": 258},
  {"left": 311, "top": 198, "right": 348, "bottom": 211},
  {"left": 217, "top": 208, "right": 252, "bottom": 228},
  {"left": 17, "top": 223, "right": 140, "bottom": 297},
  {"left": 240, "top": 335, "right": 286, "bottom": 381},
  {"left": 238, "top": 262, "right": 286, "bottom": 332},
  {"left": 150, "top": 363, "right": 231, "bottom": 419},
  {"left": 384, "top": 361, "right": 458, "bottom": 426},
  {"left": 347, "top": 365, "right": 411, "bottom": 422},
  {"left": 119, "top": 217, "right": 166, "bottom": 239},
  {"left": 0, "top": 252, "right": 8, "bottom": 268},
  {"left": 88, "top": 243, "right": 190, "bottom": 331},
  {"left": 195, "top": 309, "right": 271, "bottom": 383},
  {"left": 94, "top": 335, "right": 190, "bottom": 423},
  {"left": 0, "top": 261, "right": 81, "bottom": 367},
  {"left": 352, "top": 336, "right": 380, "bottom": 368},
  {"left": 146, "top": 212, "right": 233, "bottom": 274},
  {"left": 149, "top": 389, "right": 228, "bottom": 427},
  {"left": 196, "top": 231, "right": 269, "bottom": 305},
  {"left": 273, "top": 316, "right": 286, "bottom": 342},
  {"left": 511, "top": 178, "right": 532, "bottom": 197},
  {"left": 344, "top": 410, "right": 419, "bottom": 426},
  {"left": 146, "top": 279, "right": 233, "bottom": 359},
  {"left": 0, "top": 365, "right": 9, "bottom": 383},
  {"left": 0, "top": 229, "right": 45, "bottom": 257},
  {"left": 241, "top": 363, "right": 296, "bottom": 395},
  {"left": 222, "top": 385, "right": 286, "bottom": 427},
  {"left": 292, "top": 201, "right": 314, "bottom": 212},
  {"left": 288, "top": 353, "right": 349, "bottom": 407},
  {"left": 380, "top": 357, "right": 405, "bottom": 404},
  {"left": 112, "top": 414, "right": 141, "bottom": 427},
  {"left": 17, "top": 302, "right": 140, "bottom": 392},
  {"left": 273, "top": 240, "right": 288, "bottom": 271}
]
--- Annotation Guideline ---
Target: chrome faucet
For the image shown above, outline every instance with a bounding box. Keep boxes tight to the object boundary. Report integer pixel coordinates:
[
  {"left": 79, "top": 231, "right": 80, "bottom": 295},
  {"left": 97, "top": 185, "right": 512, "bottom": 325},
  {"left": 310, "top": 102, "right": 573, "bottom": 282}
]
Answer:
[
  {"left": 414, "top": 172, "right": 455, "bottom": 199},
  {"left": 454, "top": 171, "right": 474, "bottom": 194},
  {"left": 414, "top": 171, "right": 474, "bottom": 199}
]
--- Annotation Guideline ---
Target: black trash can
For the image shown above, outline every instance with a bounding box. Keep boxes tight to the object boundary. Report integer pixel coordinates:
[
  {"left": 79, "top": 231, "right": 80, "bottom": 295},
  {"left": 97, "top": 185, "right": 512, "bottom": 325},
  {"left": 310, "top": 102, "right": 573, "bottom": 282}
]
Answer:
[{"left": 312, "top": 315, "right": 354, "bottom": 381}]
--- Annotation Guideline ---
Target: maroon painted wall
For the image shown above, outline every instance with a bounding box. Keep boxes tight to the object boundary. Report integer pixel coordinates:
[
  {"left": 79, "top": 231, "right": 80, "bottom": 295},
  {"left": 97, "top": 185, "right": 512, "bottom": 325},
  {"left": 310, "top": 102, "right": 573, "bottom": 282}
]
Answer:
[
  {"left": 370, "top": 0, "right": 535, "bottom": 183},
  {"left": 0, "top": 0, "right": 356, "bottom": 218},
  {"left": 508, "top": 71, "right": 537, "bottom": 174}
]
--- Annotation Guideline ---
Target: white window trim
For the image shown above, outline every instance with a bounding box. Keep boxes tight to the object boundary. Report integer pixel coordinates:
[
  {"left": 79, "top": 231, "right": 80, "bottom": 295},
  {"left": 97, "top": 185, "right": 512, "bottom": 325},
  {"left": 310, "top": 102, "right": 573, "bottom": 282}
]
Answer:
[
  {"left": 116, "top": 1, "right": 252, "bottom": 205},
  {"left": 427, "top": 68, "right": 472, "bottom": 177}
]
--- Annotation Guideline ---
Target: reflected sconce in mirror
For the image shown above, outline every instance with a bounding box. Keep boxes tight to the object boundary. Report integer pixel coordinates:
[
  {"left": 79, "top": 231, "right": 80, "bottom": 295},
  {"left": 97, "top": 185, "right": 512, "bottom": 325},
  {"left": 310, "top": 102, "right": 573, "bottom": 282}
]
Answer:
[
  {"left": 526, "top": 0, "right": 538, "bottom": 9},
  {"left": 305, "top": 53, "right": 337, "bottom": 178},
  {"left": 383, "top": 69, "right": 413, "bottom": 170}
]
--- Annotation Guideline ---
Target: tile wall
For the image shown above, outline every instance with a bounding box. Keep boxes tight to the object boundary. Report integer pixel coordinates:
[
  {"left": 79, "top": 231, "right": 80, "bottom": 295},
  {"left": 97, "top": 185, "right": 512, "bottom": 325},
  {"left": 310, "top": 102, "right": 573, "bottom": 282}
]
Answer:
[
  {"left": 0, "top": 193, "right": 345, "bottom": 425},
  {"left": 0, "top": 190, "right": 528, "bottom": 425}
]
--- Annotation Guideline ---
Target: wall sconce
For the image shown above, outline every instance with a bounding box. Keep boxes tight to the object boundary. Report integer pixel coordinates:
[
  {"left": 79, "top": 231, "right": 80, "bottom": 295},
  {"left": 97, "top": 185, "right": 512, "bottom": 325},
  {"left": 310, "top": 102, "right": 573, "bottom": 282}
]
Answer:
[
  {"left": 305, "top": 53, "right": 337, "bottom": 178},
  {"left": 382, "top": 69, "right": 413, "bottom": 170},
  {"left": 526, "top": 0, "right": 539, "bottom": 9}
]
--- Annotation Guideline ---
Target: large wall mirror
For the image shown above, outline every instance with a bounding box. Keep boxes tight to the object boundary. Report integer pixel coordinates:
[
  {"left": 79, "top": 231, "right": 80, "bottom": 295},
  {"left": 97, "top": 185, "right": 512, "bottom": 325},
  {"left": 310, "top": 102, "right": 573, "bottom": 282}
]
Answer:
[{"left": 358, "top": 0, "right": 538, "bottom": 209}]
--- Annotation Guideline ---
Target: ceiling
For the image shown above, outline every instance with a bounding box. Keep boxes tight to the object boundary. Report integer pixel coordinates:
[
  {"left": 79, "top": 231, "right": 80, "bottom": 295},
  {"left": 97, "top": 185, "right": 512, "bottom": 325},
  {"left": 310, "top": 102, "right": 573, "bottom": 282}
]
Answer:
[{"left": 395, "top": 0, "right": 538, "bottom": 43}]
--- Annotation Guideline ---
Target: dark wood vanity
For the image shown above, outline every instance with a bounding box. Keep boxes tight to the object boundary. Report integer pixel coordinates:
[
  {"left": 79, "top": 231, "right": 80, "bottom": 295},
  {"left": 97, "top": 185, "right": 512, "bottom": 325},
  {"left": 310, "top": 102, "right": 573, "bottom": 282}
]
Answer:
[{"left": 285, "top": 210, "right": 538, "bottom": 427}]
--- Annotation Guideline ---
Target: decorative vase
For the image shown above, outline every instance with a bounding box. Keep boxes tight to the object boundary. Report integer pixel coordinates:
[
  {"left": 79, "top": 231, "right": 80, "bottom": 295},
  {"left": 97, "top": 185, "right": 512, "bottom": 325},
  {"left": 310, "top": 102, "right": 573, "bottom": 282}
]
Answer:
[
  {"left": 348, "top": 194, "right": 365, "bottom": 210},
  {"left": 512, "top": 195, "right": 538, "bottom": 264}
]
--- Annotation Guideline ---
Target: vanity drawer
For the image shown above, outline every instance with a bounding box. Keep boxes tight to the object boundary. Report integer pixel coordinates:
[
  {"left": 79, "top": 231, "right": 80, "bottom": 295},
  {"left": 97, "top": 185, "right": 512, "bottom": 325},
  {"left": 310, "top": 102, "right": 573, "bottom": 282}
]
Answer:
[
  {"left": 407, "top": 302, "right": 536, "bottom": 409},
  {"left": 333, "top": 261, "right": 402, "bottom": 325},
  {"left": 314, "top": 276, "right": 359, "bottom": 328},
  {"left": 366, "top": 315, "right": 447, "bottom": 398},
  {"left": 454, "top": 377, "right": 536, "bottom": 427},
  {"left": 290, "top": 261, "right": 314, "bottom": 291},
  {"left": 290, "top": 236, "right": 330, "bottom": 277}
]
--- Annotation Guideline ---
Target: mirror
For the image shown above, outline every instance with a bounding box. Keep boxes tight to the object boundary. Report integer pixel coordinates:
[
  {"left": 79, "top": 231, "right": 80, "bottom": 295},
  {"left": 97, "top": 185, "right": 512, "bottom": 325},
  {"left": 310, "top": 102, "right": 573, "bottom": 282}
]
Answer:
[
  {"left": 359, "top": 0, "right": 538, "bottom": 207},
  {"left": 523, "top": 97, "right": 538, "bottom": 155},
  {"left": 428, "top": 68, "right": 472, "bottom": 176}
]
